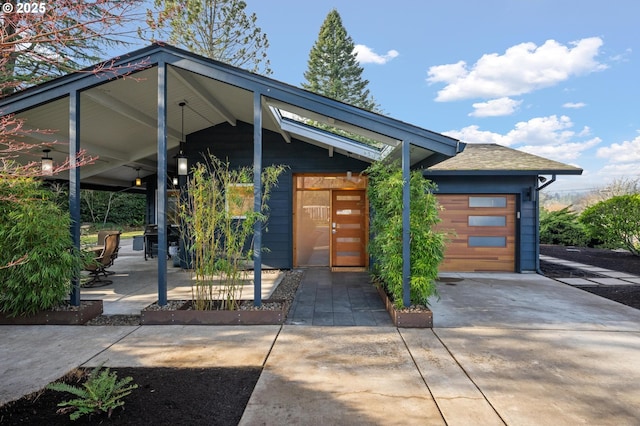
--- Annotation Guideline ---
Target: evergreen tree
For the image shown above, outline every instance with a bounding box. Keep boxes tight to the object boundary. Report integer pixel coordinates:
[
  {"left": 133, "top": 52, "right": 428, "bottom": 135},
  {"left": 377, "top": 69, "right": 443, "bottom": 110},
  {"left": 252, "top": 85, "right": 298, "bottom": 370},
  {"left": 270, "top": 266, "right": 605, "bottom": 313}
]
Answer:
[
  {"left": 143, "top": 0, "right": 271, "bottom": 75},
  {"left": 302, "top": 9, "right": 378, "bottom": 111}
]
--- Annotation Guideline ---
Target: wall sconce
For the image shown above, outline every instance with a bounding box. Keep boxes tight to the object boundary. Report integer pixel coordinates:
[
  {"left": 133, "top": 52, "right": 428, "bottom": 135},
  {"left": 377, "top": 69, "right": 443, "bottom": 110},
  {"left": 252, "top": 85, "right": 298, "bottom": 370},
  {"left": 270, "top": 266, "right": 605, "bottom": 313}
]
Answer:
[
  {"left": 41, "top": 149, "right": 53, "bottom": 176},
  {"left": 135, "top": 168, "right": 142, "bottom": 187},
  {"left": 172, "top": 176, "right": 179, "bottom": 186},
  {"left": 177, "top": 101, "right": 188, "bottom": 176}
]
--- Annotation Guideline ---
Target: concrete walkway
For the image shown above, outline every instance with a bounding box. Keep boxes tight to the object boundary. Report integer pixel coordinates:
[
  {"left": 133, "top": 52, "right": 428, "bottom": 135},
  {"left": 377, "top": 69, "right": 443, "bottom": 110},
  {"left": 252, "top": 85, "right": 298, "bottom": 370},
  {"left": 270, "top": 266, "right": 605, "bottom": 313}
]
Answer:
[{"left": 2, "top": 268, "right": 640, "bottom": 424}]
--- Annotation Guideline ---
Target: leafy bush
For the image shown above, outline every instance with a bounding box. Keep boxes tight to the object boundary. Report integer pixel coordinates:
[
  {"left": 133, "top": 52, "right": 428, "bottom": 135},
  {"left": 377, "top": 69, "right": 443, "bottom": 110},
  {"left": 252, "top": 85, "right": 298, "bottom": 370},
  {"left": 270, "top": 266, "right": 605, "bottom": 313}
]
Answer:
[
  {"left": 539, "top": 206, "right": 589, "bottom": 246},
  {"left": 47, "top": 364, "right": 138, "bottom": 421},
  {"left": 579, "top": 194, "right": 640, "bottom": 255},
  {"left": 366, "top": 161, "right": 445, "bottom": 308},
  {"left": 0, "top": 177, "right": 85, "bottom": 316}
]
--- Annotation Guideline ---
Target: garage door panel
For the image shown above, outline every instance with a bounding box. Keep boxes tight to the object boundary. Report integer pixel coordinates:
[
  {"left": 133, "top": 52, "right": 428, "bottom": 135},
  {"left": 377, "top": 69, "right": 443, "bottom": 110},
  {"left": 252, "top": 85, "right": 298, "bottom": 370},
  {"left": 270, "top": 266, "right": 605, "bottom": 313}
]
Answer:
[{"left": 437, "top": 194, "right": 516, "bottom": 272}]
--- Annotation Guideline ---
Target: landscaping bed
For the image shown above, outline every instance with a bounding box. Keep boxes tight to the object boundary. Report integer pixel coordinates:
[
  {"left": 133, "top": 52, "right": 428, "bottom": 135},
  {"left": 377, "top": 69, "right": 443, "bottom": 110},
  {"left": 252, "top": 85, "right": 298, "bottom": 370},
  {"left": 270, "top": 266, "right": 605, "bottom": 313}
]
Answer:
[
  {"left": 0, "top": 300, "right": 103, "bottom": 325},
  {"left": 540, "top": 244, "right": 640, "bottom": 310},
  {"left": 0, "top": 366, "right": 260, "bottom": 425}
]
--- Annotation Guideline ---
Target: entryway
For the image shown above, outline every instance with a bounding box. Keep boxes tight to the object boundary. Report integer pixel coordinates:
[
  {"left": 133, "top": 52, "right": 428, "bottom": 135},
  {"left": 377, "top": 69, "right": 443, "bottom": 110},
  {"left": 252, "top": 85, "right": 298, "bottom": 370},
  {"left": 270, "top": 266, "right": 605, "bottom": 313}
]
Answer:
[
  {"left": 293, "top": 174, "right": 368, "bottom": 269},
  {"left": 286, "top": 268, "right": 392, "bottom": 326}
]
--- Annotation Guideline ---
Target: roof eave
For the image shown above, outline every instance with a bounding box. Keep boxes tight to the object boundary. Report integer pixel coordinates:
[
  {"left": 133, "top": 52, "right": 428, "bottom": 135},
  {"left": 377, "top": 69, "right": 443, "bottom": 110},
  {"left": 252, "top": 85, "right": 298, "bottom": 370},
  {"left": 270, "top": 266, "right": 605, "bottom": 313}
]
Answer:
[{"left": 423, "top": 169, "right": 583, "bottom": 176}]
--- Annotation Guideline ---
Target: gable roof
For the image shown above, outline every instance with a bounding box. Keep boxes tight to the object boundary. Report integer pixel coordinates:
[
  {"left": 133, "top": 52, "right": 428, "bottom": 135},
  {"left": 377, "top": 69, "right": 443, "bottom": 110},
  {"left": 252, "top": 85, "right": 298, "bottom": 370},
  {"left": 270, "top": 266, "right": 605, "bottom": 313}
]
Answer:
[
  {"left": 425, "top": 143, "right": 583, "bottom": 176},
  {"left": 0, "top": 43, "right": 463, "bottom": 189}
]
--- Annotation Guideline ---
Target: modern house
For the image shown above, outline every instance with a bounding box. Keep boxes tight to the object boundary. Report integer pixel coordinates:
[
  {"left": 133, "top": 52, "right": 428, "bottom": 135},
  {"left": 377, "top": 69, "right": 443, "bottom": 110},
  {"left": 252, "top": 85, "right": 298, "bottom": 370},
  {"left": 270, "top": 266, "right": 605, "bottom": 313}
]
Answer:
[{"left": 0, "top": 44, "right": 581, "bottom": 306}]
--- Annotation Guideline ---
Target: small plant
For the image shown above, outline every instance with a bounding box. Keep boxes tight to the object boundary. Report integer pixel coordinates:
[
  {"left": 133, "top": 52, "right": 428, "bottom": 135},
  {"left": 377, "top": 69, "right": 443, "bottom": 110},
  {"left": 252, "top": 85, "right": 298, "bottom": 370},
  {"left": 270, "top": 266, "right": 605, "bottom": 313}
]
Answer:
[{"left": 47, "top": 364, "right": 138, "bottom": 421}]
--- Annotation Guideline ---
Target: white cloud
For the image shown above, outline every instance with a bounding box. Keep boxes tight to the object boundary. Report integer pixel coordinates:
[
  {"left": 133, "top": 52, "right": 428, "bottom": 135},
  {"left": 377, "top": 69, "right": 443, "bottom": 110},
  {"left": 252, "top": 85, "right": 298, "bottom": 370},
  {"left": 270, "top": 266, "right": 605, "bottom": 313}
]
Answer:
[
  {"left": 353, "top": 45, "right": 399, "bottom": 64},
  {"left": 610, "top": 48, "right": 632, "bottom": 63},
  {"left": 444, "top": 114, "right": 601, "bottom": 162},
  {"left": 563, "top": 102, "right": 586, "bottom": 109},
  {"left": 443, "top": 126, "right": 510, "bottom": 145},
  {"left": 470, "top": 97, "right": 522, "bottom": 117},
  {"left": 427, "top": 37, "right": 607, "bottom": 102},
  {"left": 596, "top": 134, "right": 640, "bottom": 164},
  {"left": 596, "top": 162, "right": 640, "bottom": 178}
]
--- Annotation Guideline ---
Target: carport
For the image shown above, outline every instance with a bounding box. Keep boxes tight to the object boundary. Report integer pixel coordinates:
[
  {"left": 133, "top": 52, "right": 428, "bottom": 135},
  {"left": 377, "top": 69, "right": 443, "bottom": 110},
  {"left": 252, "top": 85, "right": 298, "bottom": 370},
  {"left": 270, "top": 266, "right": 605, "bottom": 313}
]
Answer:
[{"left": 0, "top": 43, "right": 462, "bottom": 307}]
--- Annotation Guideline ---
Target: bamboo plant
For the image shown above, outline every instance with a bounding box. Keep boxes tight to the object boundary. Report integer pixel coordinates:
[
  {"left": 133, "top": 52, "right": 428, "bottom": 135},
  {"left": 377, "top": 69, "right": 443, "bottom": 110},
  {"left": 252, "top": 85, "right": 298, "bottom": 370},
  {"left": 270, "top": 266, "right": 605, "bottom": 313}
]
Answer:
[
  {"left": 366, "top": 161, "right": 446, "bottom": 308},
  {"left": 179, "top": 153, "right": 286, "bottom": 310}
]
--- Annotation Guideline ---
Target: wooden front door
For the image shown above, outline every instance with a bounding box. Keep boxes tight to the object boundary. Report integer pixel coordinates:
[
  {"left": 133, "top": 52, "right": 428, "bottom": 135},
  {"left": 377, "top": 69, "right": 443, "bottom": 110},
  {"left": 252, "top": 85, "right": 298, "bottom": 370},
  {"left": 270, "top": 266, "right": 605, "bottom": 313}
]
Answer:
[{"left": 331, "top": 190, "right": 367, "bottom": 267}]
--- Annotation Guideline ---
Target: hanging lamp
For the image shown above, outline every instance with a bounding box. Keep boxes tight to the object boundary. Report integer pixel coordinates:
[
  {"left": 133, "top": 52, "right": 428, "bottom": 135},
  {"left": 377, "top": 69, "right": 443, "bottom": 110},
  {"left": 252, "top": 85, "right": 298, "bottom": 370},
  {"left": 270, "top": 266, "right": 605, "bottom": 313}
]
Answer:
[
  {"left": 135, "top": 168, "right": 142, "bottom": 187},
  {"left": 177, "top": 102, "right": 188, "bottom": 176},
  {"left": 41, "top": 149, "right": 53, "bottom": 176}
]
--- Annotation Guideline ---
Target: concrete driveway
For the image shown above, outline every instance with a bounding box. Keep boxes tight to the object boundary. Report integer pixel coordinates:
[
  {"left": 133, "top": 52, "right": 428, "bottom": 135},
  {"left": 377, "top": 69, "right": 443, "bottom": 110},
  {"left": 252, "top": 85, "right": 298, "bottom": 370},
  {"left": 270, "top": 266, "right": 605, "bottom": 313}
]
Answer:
[
  {"left": 242, "top": 273, "right": 640, "bottom": 425},
  {"left": 422, "top": 273, "right": 640, "bottom": 425},
  {"left": 2, "top": 272, "right": 640, "bottom": 425}
]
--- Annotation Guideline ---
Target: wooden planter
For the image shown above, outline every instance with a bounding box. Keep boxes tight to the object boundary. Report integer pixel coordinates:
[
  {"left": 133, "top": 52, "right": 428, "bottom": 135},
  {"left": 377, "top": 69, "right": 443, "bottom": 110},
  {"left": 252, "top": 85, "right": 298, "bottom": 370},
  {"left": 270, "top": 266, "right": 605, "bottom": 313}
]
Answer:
[
  {"left": 140, "top": 300, "right": 287, "bottom": 325},
  {"left": 0, "top": 300, "right": 103, "bottom": 325},
  {"left": 376, "top": 286, "right": 433, "bottom": 328}
]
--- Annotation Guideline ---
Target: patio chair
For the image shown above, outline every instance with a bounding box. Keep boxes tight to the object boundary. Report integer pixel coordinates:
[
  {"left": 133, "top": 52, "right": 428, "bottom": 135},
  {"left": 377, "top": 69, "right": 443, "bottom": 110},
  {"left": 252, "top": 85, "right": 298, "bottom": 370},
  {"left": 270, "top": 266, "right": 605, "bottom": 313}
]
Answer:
[
  {"left": 83, "top": 233, "right": 119, "bottom": 287},
  {"left": 95, "top": 230, "right": 121, "bottom": 275}
]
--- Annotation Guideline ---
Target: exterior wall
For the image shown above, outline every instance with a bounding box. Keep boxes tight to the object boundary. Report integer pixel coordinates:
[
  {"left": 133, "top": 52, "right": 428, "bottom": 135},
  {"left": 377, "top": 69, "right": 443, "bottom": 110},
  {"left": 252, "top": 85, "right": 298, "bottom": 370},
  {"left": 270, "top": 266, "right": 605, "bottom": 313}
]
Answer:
[
  {"left": 185, "top": 121, "right": 370, "bottom": 269},
  {"left": 427, "top": 174, "right": 540, "bottom": 272}
]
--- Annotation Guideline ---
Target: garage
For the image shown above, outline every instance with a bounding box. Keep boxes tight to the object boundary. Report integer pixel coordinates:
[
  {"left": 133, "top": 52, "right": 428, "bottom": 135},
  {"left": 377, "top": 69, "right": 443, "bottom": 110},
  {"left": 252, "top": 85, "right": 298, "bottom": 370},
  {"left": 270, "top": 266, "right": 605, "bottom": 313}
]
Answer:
[{"left": 437, "top": 194, "right": 517, "bottom": 272}]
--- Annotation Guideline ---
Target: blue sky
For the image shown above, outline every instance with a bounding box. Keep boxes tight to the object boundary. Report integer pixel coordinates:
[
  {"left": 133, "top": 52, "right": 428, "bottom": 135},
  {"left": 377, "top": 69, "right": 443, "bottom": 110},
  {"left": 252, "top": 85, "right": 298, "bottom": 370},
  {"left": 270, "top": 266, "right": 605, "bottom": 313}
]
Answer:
[
  {"left": 126, "top": 0, "right": 640, "bottom": 193},
  {"left": 247, "top": 0, "right": 640, "bottom": 193}
]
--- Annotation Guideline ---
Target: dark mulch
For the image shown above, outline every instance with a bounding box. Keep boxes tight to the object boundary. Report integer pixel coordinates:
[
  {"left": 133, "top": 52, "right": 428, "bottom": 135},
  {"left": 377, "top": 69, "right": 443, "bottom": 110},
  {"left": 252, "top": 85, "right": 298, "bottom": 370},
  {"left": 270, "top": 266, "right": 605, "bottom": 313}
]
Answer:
[
  {"left": 540, "top": 244, "right": 640, "bottom": 310},
  {"left": 0, "top": 367, "right": 260, "bottom": 425}
]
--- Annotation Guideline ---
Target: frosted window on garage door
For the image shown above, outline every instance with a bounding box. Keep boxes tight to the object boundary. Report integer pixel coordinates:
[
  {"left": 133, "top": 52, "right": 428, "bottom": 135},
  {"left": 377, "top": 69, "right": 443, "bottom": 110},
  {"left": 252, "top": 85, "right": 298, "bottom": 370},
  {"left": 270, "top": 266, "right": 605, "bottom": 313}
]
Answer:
[
  {"left": 468, "top": 216, "right": 506, "bottom": 226},
  {"left": 468, "top": 236, "right": 506, "bottom": 247},
  {"left": 469, "top": 197, "right": 507, "bottom": 208}
]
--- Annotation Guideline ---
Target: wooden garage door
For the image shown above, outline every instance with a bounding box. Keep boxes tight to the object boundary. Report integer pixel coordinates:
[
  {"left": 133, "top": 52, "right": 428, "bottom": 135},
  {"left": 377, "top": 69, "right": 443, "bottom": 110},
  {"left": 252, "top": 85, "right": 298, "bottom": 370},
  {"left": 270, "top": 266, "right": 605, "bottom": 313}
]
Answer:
[{"left": 436, "top": 194, "right": 516, "bottom": 272}]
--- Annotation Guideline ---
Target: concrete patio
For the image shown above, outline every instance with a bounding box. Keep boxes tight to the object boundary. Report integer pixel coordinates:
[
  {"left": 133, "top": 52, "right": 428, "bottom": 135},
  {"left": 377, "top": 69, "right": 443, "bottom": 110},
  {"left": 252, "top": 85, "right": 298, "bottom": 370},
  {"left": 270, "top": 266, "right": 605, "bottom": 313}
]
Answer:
[
  {"left": 2, "top": 248, "right": 640, "bottom": 424},
  {"left": 79, "top": 237, "right": 284, "bottom": 315}
]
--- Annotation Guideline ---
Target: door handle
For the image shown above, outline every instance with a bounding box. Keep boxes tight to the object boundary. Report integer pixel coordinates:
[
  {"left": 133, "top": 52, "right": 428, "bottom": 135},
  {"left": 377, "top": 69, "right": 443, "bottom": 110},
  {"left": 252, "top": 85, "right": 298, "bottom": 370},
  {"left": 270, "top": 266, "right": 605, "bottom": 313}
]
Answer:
[
  {"left": 332, "top": 222, "right": 336, "bottom": 228},
  {"left": 332, "top": 229, "right": 337, "bottom": 234}
]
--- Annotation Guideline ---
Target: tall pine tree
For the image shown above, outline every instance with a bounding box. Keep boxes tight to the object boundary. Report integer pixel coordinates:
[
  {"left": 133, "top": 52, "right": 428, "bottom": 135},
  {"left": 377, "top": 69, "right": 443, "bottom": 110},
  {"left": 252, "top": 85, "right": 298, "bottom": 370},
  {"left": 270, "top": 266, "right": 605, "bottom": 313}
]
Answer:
[{"left": 302, "top": 9, "right": 378, "bottom": 111}]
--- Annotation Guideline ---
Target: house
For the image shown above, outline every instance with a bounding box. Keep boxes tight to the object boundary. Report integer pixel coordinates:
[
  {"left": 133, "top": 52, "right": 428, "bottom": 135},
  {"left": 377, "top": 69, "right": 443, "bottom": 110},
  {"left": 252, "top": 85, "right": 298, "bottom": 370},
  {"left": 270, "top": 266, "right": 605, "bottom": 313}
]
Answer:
[{"left": 0, "top": 44, "right": 581, "bottom": 306}]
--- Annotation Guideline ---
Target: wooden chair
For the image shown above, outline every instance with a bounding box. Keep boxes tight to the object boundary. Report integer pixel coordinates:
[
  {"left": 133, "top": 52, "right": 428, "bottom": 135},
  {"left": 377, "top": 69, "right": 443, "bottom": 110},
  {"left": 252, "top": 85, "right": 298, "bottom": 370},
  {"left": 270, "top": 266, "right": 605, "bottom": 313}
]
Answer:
[{"left": 83, "top": 233, "right": 119, "bottom": 287}]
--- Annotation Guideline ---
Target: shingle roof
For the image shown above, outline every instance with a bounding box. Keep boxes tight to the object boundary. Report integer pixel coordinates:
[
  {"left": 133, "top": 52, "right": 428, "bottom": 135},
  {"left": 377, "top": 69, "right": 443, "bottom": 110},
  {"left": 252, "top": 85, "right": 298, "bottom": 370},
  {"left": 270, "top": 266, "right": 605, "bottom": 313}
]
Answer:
[{"left": 426, "top": 143, "right": 582, "bottom": 175}]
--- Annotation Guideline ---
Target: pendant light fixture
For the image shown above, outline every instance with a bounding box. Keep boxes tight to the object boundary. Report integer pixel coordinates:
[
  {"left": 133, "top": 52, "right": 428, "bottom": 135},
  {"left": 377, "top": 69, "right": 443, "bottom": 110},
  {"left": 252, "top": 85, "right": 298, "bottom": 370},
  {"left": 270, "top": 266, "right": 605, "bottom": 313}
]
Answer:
[
  {"left": 41, "top": 149, "right": 53, "bottom": 176},
  {"left": 135, "top": 168, "right": 142, "bottom": 187},
  {"left": 177, "top": 101, "right": 188, "bottom": 176}
]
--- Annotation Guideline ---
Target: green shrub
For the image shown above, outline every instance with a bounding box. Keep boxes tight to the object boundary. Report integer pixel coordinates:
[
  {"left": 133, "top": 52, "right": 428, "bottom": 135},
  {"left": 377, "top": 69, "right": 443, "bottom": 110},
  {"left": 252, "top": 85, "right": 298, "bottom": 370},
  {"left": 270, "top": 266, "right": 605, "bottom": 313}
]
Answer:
[
  {"left": 579, "top": 194, "right": 640, "bottom": 255},
  {"left": 47, "top": 364, "right": 138, "bottom": 421},
  {"left": 366, "top": 161, "right": 445, "bottom": 308},
  {"left": 539, "top": 206, "right": 589, "bottom": 246},
  {"left": 0, "top": 177, "right": 85, "bottom": 316}
]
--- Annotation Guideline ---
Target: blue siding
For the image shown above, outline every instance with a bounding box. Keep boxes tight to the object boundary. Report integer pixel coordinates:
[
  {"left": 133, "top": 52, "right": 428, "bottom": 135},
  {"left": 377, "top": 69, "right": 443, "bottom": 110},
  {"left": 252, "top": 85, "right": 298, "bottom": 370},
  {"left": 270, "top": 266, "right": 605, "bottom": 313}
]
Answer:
[
  {"left": 428, "top": 174, "right": 540, "bottom": 272},
  {"left": 185, "top": 121, "right": 370, "bottom": 269}
]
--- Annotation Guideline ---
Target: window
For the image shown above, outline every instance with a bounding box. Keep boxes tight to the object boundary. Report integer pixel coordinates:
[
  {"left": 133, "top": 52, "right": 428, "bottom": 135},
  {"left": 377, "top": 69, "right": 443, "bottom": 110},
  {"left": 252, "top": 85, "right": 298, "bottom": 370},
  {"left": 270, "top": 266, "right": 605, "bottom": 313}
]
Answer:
[
  {"left": 469, "top": 196, "right": 507, "bottom": 208},
  {"left": 468, "top": 236, "right": 506, "bottom": 247},
  {"left": 226, "top": 184, "right": 253, "bottom": 219},
  {"left": 468, "top": 216, "right": 506, "bottom": 226}
]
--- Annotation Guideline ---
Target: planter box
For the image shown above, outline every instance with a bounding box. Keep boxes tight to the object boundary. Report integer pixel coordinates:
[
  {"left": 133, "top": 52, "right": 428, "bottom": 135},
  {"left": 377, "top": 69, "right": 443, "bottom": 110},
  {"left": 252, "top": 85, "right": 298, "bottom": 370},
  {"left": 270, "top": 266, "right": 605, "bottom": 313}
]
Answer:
[
  {"left": 0, "top": 300, "right": 103, "bottom": 325},
  {"left": 376, "top": 286, "right": 433, "bottom": 328},
  {"left": 140, "top": 300, "right": 286, "bottom": 325}
]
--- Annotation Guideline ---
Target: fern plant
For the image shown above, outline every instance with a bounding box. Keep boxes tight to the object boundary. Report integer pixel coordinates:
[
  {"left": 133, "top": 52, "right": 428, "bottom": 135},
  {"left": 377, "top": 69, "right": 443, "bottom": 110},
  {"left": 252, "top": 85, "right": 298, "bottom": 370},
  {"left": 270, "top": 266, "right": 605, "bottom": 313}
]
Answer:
[{"left": 47, "top": 364, "right": 138, "bottom": 421}]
